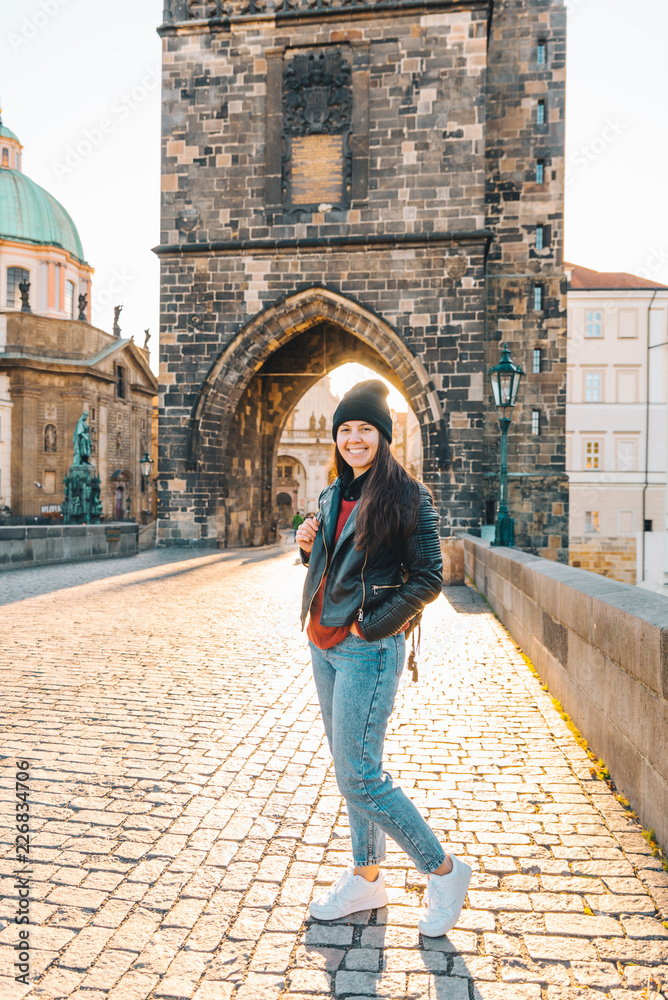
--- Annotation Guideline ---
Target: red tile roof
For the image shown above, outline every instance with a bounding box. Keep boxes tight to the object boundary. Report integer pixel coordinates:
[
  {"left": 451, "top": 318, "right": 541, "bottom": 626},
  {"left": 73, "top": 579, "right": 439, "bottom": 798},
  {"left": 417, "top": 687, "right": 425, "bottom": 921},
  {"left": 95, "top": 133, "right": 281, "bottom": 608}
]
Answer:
[{"left": 565, "top": 262, "right": 668, "bottom": 291}]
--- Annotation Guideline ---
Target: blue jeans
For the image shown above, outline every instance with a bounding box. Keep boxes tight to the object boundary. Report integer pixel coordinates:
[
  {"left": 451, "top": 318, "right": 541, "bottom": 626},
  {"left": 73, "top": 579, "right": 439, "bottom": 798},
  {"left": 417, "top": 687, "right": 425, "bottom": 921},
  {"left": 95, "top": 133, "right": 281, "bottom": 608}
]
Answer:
[{"left": 309, "top": 631, "right": 446, "bottom": 874}]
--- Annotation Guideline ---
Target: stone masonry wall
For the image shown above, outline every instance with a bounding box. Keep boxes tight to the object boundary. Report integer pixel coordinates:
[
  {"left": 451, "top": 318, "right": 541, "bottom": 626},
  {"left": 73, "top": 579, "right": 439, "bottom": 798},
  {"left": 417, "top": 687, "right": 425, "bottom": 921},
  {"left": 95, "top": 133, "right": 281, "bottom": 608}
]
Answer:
[
  {"left": 485, "top": 0, "right": 568, "bottom": 560},
  {"left": 156, "top": 0, "right": 567, "bottom": 550},
  {"left": 570, "top": 536, "right": 638, "bottom": 586}
]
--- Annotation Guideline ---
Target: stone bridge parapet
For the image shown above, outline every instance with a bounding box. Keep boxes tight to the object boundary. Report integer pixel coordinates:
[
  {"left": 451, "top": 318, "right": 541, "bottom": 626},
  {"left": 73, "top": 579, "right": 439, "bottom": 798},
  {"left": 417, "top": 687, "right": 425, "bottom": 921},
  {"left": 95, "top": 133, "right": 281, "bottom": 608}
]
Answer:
[{"left": 463, "top": 534, "right": 668, "bottom": 853}]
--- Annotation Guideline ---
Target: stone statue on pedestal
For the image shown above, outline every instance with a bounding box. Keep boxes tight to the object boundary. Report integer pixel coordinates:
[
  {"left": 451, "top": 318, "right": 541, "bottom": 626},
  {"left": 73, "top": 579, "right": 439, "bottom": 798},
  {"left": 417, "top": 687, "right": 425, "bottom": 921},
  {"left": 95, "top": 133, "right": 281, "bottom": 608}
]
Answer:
[
  {"left": 113, "top": 304, "right": 123, "bottom": 336},
  {"left": 73, "top": 411, "right": 92, "bottom": 466},
  {"left": 19, "top": 279, "right": 31, "bottom": 313},
  {"left": 61, "top": 410, "right": 103, "bottom": 524},
  {"left": 78, "top": 293, "right": 87, "bottom": 321}
]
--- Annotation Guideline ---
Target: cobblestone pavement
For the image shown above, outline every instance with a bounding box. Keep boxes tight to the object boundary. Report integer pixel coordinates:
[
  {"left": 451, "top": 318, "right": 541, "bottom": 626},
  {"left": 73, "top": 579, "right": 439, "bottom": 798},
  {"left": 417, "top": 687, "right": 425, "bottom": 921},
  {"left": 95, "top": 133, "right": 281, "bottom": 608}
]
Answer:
[{"left": 1, "top": 546, "right": 667, "bottom": 1000}]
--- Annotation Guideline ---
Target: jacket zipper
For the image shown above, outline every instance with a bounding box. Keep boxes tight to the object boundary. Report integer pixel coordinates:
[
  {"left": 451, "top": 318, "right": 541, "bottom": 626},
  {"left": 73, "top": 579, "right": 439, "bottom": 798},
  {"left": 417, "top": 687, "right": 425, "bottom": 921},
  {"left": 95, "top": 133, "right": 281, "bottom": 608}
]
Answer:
[
  {"left": 304, "top": 510, "right": 328, "bottom": 629},
  {"left": 358, "top": 551, "right": 368, "bottom": 621},
  {"left": 371, "top": 584, "right": 401, "bottom": 594}
]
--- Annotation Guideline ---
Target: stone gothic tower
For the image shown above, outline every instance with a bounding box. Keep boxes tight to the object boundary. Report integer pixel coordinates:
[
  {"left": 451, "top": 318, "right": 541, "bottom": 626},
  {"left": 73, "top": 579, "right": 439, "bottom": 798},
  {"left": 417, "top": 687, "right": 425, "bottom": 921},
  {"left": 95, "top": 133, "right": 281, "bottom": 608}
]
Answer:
[{"left": 156, "top": 0, "right": 567, "bottom": 556}]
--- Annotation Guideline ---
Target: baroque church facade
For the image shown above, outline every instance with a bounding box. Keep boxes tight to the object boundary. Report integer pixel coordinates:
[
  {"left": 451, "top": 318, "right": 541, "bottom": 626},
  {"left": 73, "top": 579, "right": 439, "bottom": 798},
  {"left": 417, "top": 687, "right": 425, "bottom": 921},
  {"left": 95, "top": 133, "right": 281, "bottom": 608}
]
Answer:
[
  {"left": 155, "top": 0, "right": 567, "bottom": 555},
  {"left": 0, "top": 115, "right": 158, "bottom": 521}
]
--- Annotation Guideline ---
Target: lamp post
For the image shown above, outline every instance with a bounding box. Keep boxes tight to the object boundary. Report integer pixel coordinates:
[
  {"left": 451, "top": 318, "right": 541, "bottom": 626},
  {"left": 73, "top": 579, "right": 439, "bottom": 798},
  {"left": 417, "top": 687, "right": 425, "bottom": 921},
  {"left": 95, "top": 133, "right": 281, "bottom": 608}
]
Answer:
[
  {"left": 488, "top": 343, "right": 524, "bottom": 547},
  {"left": 140, "top": 452, "right": 154, "bottom": 521},
  {"left": 140, "top": 452, "right": 154, "bottom": 480}
]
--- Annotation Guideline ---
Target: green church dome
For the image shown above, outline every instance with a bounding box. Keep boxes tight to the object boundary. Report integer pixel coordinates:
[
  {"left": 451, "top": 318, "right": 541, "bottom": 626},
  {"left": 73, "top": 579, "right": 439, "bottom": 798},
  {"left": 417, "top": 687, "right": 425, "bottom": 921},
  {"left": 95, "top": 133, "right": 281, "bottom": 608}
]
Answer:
[
  {"left": 0, "top": 123, "right": 20, "bottom": 143},
  {"left": 0, "top": 169, "right": 86, "bottom": 262}
]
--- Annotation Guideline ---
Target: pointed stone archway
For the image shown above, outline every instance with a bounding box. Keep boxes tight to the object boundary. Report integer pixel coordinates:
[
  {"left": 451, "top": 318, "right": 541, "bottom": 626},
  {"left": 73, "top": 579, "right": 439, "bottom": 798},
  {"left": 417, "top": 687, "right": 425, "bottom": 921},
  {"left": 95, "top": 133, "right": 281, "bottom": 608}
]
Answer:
[{"left": 180, "top": 286, "right": 448, "bottom": 546}]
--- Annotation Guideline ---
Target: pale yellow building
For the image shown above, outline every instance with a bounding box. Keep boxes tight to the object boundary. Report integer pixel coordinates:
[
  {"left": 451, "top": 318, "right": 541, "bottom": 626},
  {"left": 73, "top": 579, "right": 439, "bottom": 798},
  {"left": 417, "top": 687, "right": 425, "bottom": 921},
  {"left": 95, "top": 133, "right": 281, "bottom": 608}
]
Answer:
[{"left": 566, "top": 263, "right": 668, "bottom": 587}]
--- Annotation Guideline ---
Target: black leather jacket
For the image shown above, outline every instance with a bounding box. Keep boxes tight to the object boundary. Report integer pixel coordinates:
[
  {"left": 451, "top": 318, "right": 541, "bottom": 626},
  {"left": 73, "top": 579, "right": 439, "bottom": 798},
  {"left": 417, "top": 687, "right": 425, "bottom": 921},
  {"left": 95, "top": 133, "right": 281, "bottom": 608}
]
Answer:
[{"left": 300, "top": 473, "right": 443, "bottom": 641}]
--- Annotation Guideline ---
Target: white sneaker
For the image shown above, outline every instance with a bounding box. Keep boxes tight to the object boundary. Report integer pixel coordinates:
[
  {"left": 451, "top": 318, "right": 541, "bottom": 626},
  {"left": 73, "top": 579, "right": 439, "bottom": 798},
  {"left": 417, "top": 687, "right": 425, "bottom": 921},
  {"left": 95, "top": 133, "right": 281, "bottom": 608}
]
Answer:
[
  {"left": 309, "top": 868, "right": 389, "bottom": 921},
  {"left": 418, "top": 855, "right": 472, "bottom": 937}
]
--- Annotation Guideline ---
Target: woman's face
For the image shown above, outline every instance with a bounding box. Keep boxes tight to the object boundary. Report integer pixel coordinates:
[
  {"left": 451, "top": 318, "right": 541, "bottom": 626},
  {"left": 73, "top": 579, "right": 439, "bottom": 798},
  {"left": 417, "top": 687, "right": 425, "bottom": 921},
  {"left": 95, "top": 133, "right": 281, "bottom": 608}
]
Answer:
[{"left": 336, "top": 421, "right": 380, "bottom": 477}]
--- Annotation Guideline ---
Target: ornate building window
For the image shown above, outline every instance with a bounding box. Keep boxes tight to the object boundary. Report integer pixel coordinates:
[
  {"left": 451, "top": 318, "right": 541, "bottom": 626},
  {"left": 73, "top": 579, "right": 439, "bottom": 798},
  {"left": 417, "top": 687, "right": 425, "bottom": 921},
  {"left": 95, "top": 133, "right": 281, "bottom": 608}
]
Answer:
[
  {"left": 535, "top": 159, "right": 545, "bottom": 184},
  {"left": 585, "top": 310, "right": 602, "bottom": 338},
  {"left": 531, "top": 410, "right": 541, "bottom": 436},
  {"left": 537, "top": 100, "right": 546, "bottom": 125},
  {"left": 116, "top": 365, "right": 126, "bottom": 399},
  {"left": 6, "top": 267, "right": 29, "bottom": 308},
  {"left": 585, "top": 440, "right": 601, "bottom": 469},
  {"left": 584, "top": 372, "right": 603, "bottom": 402},
  {"left": 44, "top": 424, "right": 57, "bottom": 452},
  {"left": 537, "top": 41, "right": 547, "bottom": 65},
  {"left": 65, "top": 280, "right": 75, "bottom": 319},
  {"left": 535, "top": 225, "right": 544, "bottom": 251},
  {"left": 1, "top": 148, "right": 8, "bottom": 167},
  {"left": 533, "top": 348, "right": 542, "bottom": 374},
  {"left": 584, "top": 511, "right": 600, "bottom": 533},
  {"left": 533, "top": 285, "right": 543, "bottom": 311}
]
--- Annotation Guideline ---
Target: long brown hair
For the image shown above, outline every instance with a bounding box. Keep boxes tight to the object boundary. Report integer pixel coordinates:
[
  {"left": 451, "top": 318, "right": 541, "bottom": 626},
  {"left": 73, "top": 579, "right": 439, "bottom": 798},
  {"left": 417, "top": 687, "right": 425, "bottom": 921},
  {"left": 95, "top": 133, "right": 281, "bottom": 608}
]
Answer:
[{"left": 332, "top": 435, "right": 422, "bottom": 553}]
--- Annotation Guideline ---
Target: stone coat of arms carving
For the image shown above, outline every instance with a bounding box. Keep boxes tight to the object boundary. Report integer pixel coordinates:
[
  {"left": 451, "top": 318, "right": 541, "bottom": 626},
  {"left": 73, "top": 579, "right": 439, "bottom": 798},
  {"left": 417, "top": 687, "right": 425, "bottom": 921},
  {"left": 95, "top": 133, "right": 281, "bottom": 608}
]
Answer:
[{"left": 283, "top": 49, "right": 352, "bottom": 136}]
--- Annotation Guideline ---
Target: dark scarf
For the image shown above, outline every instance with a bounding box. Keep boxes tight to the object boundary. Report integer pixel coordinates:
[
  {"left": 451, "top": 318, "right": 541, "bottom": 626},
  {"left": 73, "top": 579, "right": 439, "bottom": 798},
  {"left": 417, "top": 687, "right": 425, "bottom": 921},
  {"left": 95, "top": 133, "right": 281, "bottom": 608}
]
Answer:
[{"left": 341, "top": 467, "right": 370, "bottom": 502}]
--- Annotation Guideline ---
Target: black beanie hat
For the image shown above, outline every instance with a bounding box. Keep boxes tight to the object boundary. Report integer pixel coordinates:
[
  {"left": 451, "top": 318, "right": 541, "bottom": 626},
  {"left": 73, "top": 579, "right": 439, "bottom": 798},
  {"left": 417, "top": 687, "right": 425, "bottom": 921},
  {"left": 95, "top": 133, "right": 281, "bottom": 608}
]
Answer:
[{"left": 332, "top": 379, "right": 393, "bottom": 443}]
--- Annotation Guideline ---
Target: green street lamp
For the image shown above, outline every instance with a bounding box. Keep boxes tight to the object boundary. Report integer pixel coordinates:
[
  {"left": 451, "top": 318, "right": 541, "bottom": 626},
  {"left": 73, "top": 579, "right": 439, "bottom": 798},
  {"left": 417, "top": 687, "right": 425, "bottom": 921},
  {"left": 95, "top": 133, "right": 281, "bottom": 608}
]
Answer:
[
  {"left": 140, "top": 452, "right": 154, "bottom": 522},
  {"left": 488, "top": 343, "right": 524, "bottom": 547},
  {"left": 140, "top": 452, "right": 154, "bottom": 479}
]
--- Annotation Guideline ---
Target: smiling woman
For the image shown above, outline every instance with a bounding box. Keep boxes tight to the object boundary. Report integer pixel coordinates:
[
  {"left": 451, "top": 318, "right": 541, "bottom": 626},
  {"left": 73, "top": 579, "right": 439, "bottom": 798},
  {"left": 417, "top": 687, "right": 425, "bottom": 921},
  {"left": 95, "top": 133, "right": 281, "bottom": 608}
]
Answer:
[
  {"left": 294, "top": 379, "right": 473, "bottom": 936},
  {"left": 336, "top": 419, "right": 379, "bottom": 476}
]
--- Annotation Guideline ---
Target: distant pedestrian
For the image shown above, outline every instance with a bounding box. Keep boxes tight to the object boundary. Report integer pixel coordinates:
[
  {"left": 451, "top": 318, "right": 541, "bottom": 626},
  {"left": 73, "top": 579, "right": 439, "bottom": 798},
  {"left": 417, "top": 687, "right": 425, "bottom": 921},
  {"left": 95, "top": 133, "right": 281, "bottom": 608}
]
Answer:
[
  {"left": 292, "top": 510, "right": 304, "bottom": 541},
  {"left": 295, "top": 380, "right": 471, "bottom": 936}
]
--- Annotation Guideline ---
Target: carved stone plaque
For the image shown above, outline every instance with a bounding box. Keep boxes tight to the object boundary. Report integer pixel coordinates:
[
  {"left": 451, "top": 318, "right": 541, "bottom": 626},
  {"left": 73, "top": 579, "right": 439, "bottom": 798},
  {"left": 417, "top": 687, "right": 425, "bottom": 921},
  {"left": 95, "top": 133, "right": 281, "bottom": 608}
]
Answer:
[
  {"left": 291, "top": 135, "right": 344, "bottom": 206},
  {"left": 281, "top": 46, "right": 352, "bottom": 212}
]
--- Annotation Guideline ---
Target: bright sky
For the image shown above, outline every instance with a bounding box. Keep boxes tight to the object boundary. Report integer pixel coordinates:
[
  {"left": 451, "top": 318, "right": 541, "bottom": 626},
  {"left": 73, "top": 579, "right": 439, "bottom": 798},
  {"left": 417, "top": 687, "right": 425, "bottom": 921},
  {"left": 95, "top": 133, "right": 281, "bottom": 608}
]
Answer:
[
  {"left": 2, "top": 0, "right": 667, "bottom": 383},
  {"left": 1, "top": 0, "right": 162, "bottom": 358},
  {"left": 329, "top": 363, "right": 407, "bottom": 412}
]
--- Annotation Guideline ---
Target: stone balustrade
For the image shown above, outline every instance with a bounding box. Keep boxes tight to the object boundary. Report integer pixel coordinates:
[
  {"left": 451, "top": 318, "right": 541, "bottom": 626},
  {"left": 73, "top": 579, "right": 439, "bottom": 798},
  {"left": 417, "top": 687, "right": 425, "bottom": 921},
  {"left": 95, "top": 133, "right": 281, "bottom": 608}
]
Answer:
[
  {"left": 460, "top": 534, "right": 668, "bottom": 852},
  {"left": 0, "top": 523, "right": 138, "bottom": 571},
  {"left": 162, "top": 0, "right": 455, "bottom": 24}
]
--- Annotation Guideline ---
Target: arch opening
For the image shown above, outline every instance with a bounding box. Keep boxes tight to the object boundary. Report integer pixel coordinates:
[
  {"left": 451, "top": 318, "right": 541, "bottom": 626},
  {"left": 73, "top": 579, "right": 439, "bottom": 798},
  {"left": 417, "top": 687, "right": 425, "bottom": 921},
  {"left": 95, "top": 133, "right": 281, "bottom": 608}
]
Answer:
[{"left": 183, "top": 288, "right": 447, "bottom": 547}]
